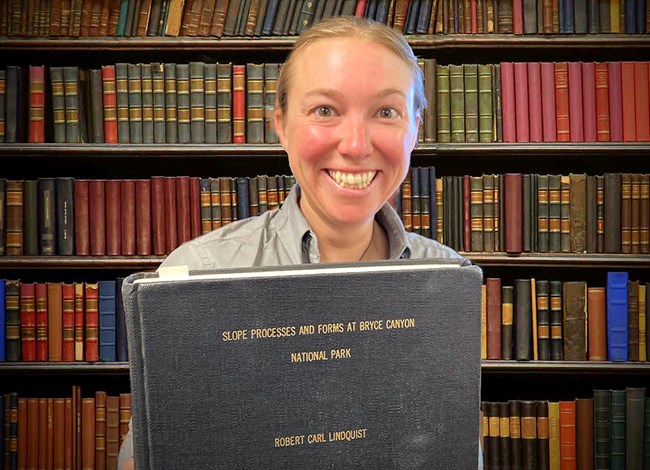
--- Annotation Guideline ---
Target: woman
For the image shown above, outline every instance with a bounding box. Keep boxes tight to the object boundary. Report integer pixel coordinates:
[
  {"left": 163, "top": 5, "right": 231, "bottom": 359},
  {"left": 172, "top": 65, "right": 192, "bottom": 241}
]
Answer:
[{"left": 119, "top": 16, "right": 472, "bottom": 470}]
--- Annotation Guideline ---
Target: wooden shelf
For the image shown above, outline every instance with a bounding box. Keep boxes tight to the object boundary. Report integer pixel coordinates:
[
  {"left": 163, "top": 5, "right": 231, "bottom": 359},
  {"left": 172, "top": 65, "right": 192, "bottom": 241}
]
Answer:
[
  {"left": 482, "top": 360, "right": 650, "bottom": 374},
  {"left": 4, "top": 361, "right": 648, "bottom": 376},
  {"left": 465, "top": 253, "right": 650, "bottom": 268},
  {"left": 0, "top": 254, "right": 647, "bottom": 269},
  {"left": 0, "top": 143, "right": 648, "bottom": 157},
  {"left": 0, "top": 35, "right": 648, "bottom": 52}
]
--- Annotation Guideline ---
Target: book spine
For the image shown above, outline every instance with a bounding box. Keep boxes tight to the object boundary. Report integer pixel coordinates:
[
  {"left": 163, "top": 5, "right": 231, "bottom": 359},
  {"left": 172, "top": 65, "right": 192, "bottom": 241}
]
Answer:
[
  {"left": 436, "top": 64, "right": 451, "bottom": 143},
  {"left": 204, "top": 63, "right": 217, "bottom": 144},
  {"left": 28, "top": 65, "right": 46, "bottom": 143},
  {"left": 89, "top": 180, "right": 106, "bottom": 255},
  {"left": 140, "top": 63, "right": 154, "bottom": 143},
  {"left": 20, "top": 282, "right": 36, "bottom": 361},
  {"left": 607, "top": 271, "right": 629, "bottom": 361},
  {"left": 514, "top": 278, "right": 532, "bottom": 360},
  {"left": 101, "top": 65, "right": 119, "bottom": 143},
  {"left": 449, "top": 64, "right": 465, "bottom": 143},
  {"left": 560, "top": 175, "right": 570, "bottom": 253},
  {"left": 536, "top": 280, "right": 550, "bottom": 361},
  {"left": 62, "top": 283, "right": 75, "bottom": 362},
  {"left": 50, "top": 66, "right": 67, "bottom": 143},
  {"left": 163, "top": 63, "right": 178, "bottom": 143},
  {"left": 88, "top": 68, "right": 105, "bottom": 143},
  {"left": 264, "top": 63, "right": 279, "bottom": 143},
  {"left": 463, "top": 64, "right": 479, "bottom": 143},
  {"left": 23, "top": 180, "right": 39, "bottom": 256},
  {"left": 127, "top": 63, "right": 143, "bottom": 143},
  {"left": 115, "top": 63, "right": 130, "bottom": 143},
  {"left": 554, "top": 62, "right": 570, "bottom": 142},
  {"left": 527, "top": 62, "right": 542, "bottom": 142},
  {"left": 74, "top": 282, "right": 84, "bottom": 361},
  {"left": 176, "top": 176, "right": 191, "bottom": 244},
  {"left": 581, "top": 62, "right": 597, "bottom": 142},
  {"left": 189, "top": 61, "right": 205, "bottom": 143},
  {"left": 217, "top": 62, "right": 232, "bottom": 143},
  {"left": 39, "top": 178, "right": 57, "bottom": 255},
  {"left": 486, "top": 278, "right": 502, "bottom": 359},
  {"left": 246, "top": 63, "right": 265, "bottom": 144},
  {"left": 135, "top": 179, "right": 152, "bottom": 255},
  {"left": 56, "top": 177, "right": 75, "bottom": 256},
  {"left": 176, "top": 63, "right": 191, "bottom": 143},
  {"left": 232, "top": 64, "right": 246, "bottom": 143},
  {"left": 85, "top": 283, "right": 99, "bottom": 362},
  {"left": 611, "top": 389, "right": 626, "bottom": 468},
  {"left": 63, "top": 66, "right": 81, "bottom": 143}
]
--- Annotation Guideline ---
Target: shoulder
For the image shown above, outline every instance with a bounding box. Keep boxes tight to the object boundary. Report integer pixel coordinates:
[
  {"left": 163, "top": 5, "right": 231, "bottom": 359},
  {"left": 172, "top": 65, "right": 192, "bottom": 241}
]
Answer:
[
  {"left": 159, "top": 210, "right": 283, "bottom": 270},
  {"left": 406, "top": 232, "right": 471, "bottom": 265}
]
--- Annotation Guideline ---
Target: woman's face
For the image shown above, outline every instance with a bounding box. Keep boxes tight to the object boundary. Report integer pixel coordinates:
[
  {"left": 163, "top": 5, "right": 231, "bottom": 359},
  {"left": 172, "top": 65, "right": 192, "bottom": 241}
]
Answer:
[{"left": 275, "top": 37, "right": 420, "bottom": 231}]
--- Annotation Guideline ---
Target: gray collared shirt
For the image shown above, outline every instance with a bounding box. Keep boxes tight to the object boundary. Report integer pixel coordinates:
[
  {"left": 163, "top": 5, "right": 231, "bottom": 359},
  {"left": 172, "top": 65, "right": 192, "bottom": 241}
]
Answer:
[{"left": 118, "top": 185, "right": 478, "bottom": 469}]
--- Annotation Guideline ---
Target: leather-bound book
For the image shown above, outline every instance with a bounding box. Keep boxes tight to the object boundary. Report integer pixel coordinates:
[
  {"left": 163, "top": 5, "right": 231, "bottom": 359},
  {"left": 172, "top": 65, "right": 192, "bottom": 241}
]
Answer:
[
  {"left": 620, "top": 62, "right": 636, "bottom": 142},
  {"left": 523, "top": 174, "right": 533, "bottom": 252},
  {"left": 498, "top": 402, "right": 511, "bottom": 470},
  {"left": 626, "top": 388, "right": 646, "bottom": 468},
  {"left": 150, "top": 176, "right": 166, "bottom": 255},
  {"left": 596, "top": 175, "right": 605, "bottom": 252},
  {"left": 232, "top": 64, "right": 246, "bottom": 143},
  {"left": 549, "top": 280, "right": 563, "bottom": 361},
  {"left": 74, "top": 282, "right": 84, "bottom": 361},
  {"left": 607, "top": 62, "right": 623, "bottom": 142},
  {"left": 594, "top": 62, "right": 610, "bottom": 142},
  {"left": 537, "top": 401, "right": 549, "bottom": 470},
  {"left": 46, "top": 398, "right": 54, "bottom": 468},
  {"left": 188, "top": 62, "right": 205, "bottom": 144},
  {"left": 567, "top": 62, "right": 584, "bottom": 142},
  {"left": 483, "top": 174, "right": 496, "bottom": 252},
  {"left": 631, "top": 174, "right": 642, "bottom": 253},
  {"left": 562, "top": 281, "right": 587, "bottom": 361},
  {"left": 520, "top": 401, "right": 537, "bottom": 470},
  {"left": 140, "top": 63, "right": 154, "bottom": 144},
  {"left": 569, "top": 173, "right": 586, "bottom": 253},
  {"left": 82, "top": 398, "right": 96, "bottom": 470},
  {"left": 603, "top": 173, "right": 622, "bottom": 253},
  {"left": 35, "top": 282, "right": 49, "bottom": 361},
  {"left": 199, "top": 178, "right": 212, "bottom": 233},
  {"left": 481, "top": 402, "right": 489, "bottom": 466},
  {"left": 547, "top": 174, "right": 561, "bottom": 252},
  {"left": 576, "top": 398, "right": 593, "bottom": 470},
  {"left": 628, "top": 279, "right": 640, "bottom": 362},
  {"left": 449, "top": 64, "right": 465, "bottom": 143},
  {"left": 581, "top": 62, "right": 597, "bottom": 142},
  {"left": 436, "top": 64, "right": 451, "bottom": 143},
  {"left": 105, "top": 180, "right": 122, "bottom": 256},
  {"left": 585, "top": 175, "right": 598, "bottom": 253},
  {"left": 189, "top": 176, "right": 201, "bottom": 239},
  {"left": 99, "top": 280, "right": 116, "bottom": 362},
  {"left": 536, "top": 280, "right": 551, "bottom": 360},
  {"left": 641, "top": 174, "right": 649, "bottom": 254},
  {"left": 101, "top": 64, "right": 118, "bottom": 143},
  {"left": 610, "top": 389, "right": 626, "bottom": 469},
  {"left": 88, "top": 68, "right": 105, "bottom": 143},
  {"left": 63, "top": 66, "right": 81, "bottom": 143},
  {"left": 28, "top": 65, "right": 45, "bottom": 143},
  {"left": 118, "top": 393, "right": 131, "bottom": 445},
  {"left": 559, "top": 400, "right": 576, "bottom": 470},
  {"left": 514, "top": 278, "right": 532, "bottom": 361},
  {"left": 74, "top": 179, "right": 90, "bottom": 255},
  {"left": 463, "top": 64, "right": 479, "bottom": 143},
  {"left": 64, "top": 397, "right": 72, "bottom": 469},
  {"left": 19, "top": 282, "right": 36, "bottom": 361},
  {"left": 18, "top": 398, "right": 27, "bottom": 469},
  {"left": 587, "top": 287, "right": 607, "bottom": 361},
  {"left": 162, "top": 63, "right": 177, "bottom": 143},
  {"left": 560, "top": 175, "right": 570, "bottom": 252},
  {"left": 488, "top": 402, "right": 501, "bottom": 470},
  {"left": 537, "top": 174, "right": 549, "bottom": 252},
  {"left": 120, "top": 179, "right": 136, "bottom": 256},
  {"left": 126, "top": 63, "right": 143, "bottom": 143},
  {"left": 106, "top": 395, "right": 120, "bottom": 470},
  {"left": 505, "top": 173, "right": 523, "bottom": 254},
  {"left": 501, "top": 285, "right": 514, "bottom": 360},
  {"left": 176, "top": 176, "right": 191, "bottom": 245},
  {"left": 469, "top": 176, "right": 483, "bottom": 251},
  {"left": 482, "top": 285, "right": 488, "bottom": 360},
  {"left": 89, "top": 179, "right": 107, "bottom": 256},
  {"left": 95, "top": 391, "right": 107, "bottom": 470},
  {"left": 53, "top": 398, "right": 65, "bottom": 470},
  {"left": 513, "top": 63, "right": 529, "bottom": 142},
  {"left": 548, "top": 402, "right": 560, "bottom": 470},
  {"left": 85, "top": 283, "right": 99, "bottom": 362},
  {"left": 641, "top": 284, "right": 647, "bottom": 361},
  {"left": 38, "top": 178, "right": 57, "bottom": 255},
  {"left": 62, "top": 283, "right": 75, "bottom": 362},
  {"left": 163, "top": 176, "right": 178, "bottom": 253},
  {"left": 216, "top": 62, "right": 232, "bottom": 144},
  {"left": 486, "top": 278, "right": 502, "bottom": 359},
  {"left": 554, "top": 63, "right": 570, "bottom": 142},
  {"left": 56, "top": 177, "right": 75, "bottom": 256},
  {"left": 593, "top": 390, "right": 611, "bottom": 470},
  {"left": 621, "top": 173, "right": 632, "bottom": 253},
  {"left": 26, "top": 398, "right": 38, "bottom": 470},
  {"left": 47, "top": 282, "right": 63, "bottom": 362},
  {"left": 527, "top": 62, "right": 543, "bottom": 142}
]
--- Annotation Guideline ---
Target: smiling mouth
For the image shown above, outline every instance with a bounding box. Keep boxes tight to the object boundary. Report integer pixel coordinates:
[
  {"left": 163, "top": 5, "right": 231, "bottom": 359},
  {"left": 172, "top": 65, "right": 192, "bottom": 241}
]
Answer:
[{"left": 327, "top": 170, "right": 377, "bottom": 190}]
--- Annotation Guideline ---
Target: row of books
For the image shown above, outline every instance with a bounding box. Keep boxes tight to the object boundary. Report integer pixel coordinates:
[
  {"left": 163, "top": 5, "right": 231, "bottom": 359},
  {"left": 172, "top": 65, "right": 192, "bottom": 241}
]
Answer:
[
  {"left": 0, "top": 279, "right": 128, "bottom": 363},
  {"left": 1, "top": 171, "right": 649, "bottom": 257},
  {"left": 422, "top": 60, "right": 650, "bottom": 144},
  {"left": 4, "top": 60, "right": 650, "bottom": 144},
  {"left": 480, "top": 273, "right": 649, "bottom": 363},
  {"left": 410, "top": 171, "right": 650, "bottom": 255},
  {"left": 1, "top": 389, "right": 131, "bottom": 470},
  {"left": 480, "top": 388, "right": 649, "bottom": 470},
  {"left": 0, "top": 62, "right": 282, "bottom": 145},
  {"left": 1, "top": 0, "right": 646, "bottom": 38}
]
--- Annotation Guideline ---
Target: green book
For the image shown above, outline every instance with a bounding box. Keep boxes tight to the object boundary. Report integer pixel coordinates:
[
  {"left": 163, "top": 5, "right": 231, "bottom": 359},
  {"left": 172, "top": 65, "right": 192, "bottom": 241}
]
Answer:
[
  {"left": 152, "top": 63, "right": 166, "bottom": 144},
  {"left": 594, "top": 390, "right": 611, "bottom": 470},
  {"left": 204, "top": 63, "right": 217, "bottom": 144},
  {"left": 263, "top": 63, "right": 279, "bottom": 144},
  {"left": 63, "top": 66, "right": 81, "bottom": 143},
  {"left": 176, "top": 63, "right": 191, "bottom": 144},
  {"left": 463, "top": 64, "right": 478, "bottom": 143},
  {"left": 478, "top": 64, "right": 493, "bottom": 143},
  {"left": 644, "top": 398, "right": 650, "bottom": 470},
  {"left": 217, "top": 63, "right": 232, "bottom": 143},
  {"left": 164, "top": 63, "right": 178, "bottom": 144},
  {"left": 246, "top": 63, "right": 265, "bottom": 144},
  {"left": 610, "top": 389, "right": 626, "bottom": 470},
  {"left": 141, "top": 63, "right": 154, "bottom": 144},
  {"left": 189, "top": 62, "right": 206, "bottom": 144},
  {"left": 436, "top": 64, "right": 451, "bottom": 143},
  {"left": 127, "top": 63, "right": 143, "bottom": 144},
  {"left": 449, "top": 64, "right": 465, "bottom": 143}
]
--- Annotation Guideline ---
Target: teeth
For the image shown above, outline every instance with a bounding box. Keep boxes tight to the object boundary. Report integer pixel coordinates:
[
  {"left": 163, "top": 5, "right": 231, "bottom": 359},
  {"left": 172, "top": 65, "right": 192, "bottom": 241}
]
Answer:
[{"left": 327, "top": 170, "right": 376, "bottom": 190}]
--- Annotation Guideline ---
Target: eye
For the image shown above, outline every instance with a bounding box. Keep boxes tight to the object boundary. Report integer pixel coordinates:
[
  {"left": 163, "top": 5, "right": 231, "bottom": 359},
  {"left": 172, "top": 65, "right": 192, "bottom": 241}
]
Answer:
[
  {"left": 378, "top": 107, "right": 398, "bottom": 119},
  {"left": 315, "top": 106, "right": 333, "bottom": 117}
]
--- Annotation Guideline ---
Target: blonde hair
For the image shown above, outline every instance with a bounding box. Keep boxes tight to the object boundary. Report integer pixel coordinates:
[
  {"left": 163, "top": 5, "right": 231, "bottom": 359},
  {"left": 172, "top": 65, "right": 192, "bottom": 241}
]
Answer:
[{"left": 275, "top": 16, "right": 427, "bottom": 119}]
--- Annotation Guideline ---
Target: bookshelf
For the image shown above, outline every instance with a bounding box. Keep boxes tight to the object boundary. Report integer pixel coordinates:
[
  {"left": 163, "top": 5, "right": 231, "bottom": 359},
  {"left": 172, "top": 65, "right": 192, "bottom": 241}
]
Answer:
[{"left": 2, "top": 3, "right": 650, "bottom": 469}]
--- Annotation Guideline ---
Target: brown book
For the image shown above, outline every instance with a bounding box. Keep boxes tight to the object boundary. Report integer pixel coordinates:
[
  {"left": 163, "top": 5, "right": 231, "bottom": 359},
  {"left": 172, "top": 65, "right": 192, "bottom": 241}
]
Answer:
[
  {"left": 631, "top": 173, "right": 641, "bottom": 253},
  {"left": 106, "top": 395, "right": 120, "bottom": 470},
  {"left": 6, "top": 180, "right": 24, "bottom": 255},
  {"left": 62, "top": 283, "right": 75, "bottom": 362},
  {"left": 569, "top": 173, "right": 587, "bottom": 253},
  {"left": 640, "top": 174, "right": 649, "bottom": 254},
  {"left": 559, "top": 400, "right": 576, "bottom": 469},
  {"left": 504, "top": 173, "right": 523, "bottom": 254},
  {"left": 576, "top": 398, "right": 594, "bottom": 470},
  {"left": 74, "top": 179, "right": 90, "bottom": 255},
  {"left": 164, "top": 176, "right": 178, "bottom": 254},
  {"left": 176, "top": 176, "right": 191, "bottom": 245},
  {"left": 48, "top": 282, "right": 64, "bottom": 362},
  {"left": 151, "top": 176, "right": 166, "bottom": 255},
  {"left": 121, "top": 179, "right": 136, "bottom": 256},
  {"left": 135, "top": 179, "right": 152, "bottom": 256},
  {"left": 628, "top": 280, "right": 639, "bottom": 362},
  {"left": 486, "top": 278, "right": 502, "bottom": 359},
  {"left": 498, "top": 402, "right": 511, "bottom": 470},
  {"left": 82, "top": 397, "right": 95, "bottom": 470},
  {"left": 47, "top": 398, "right": 54, "bottom": 468},
  {"left": 585, "top": 175, "right": 598, "bottom": 253},
  {"left": 189, "top": 176, "right": 202, "bottom": 239},
  {"left": 604, "top": 173, "right": 621, "bottom": 253},
  {"left": 119, "top": 393, "right": 132, "bottom": 445},
  {"left": 621, "top": 173, "right": 632, "bottom": 253},
  {"left": 53, "top": 398, "right": 65, "bottom": 470},
  {"left": 89, "top": 179, "right": 106, "bottom": 255},
  {"left": 501, "top": 285, "right": 514, "bottom": 360},
  {"left": 560, "top": 175, "right": 571, "bottom": 253},
  {"left": 536, "top": 280, "right": 551, "bottom": 361},
  {"left": 65, "top": 397, "right": 74, "bottom": 469},
  {"left": 626, "top": 387, "right": 646, "bottom": 470},
  {"left": 562, "top": 281, "right": 587, "bottom": 362},
  {"left": 27, "top": 398, "right": 39, "bottom": 470},
  {"left": 520, "top": 400, "right": 538, "bottom": 470},
  {"left": 95, "top": 391, "right": 107, "bottom": 470},
  {"left": 537, "top": 401, "right": 549, "bottom": 470},
  {"left": 587, "top": 287, "right": 607, "bottom": 361},
  {"left": 105, "top": 179, "right": 122, "bottom": 255}
]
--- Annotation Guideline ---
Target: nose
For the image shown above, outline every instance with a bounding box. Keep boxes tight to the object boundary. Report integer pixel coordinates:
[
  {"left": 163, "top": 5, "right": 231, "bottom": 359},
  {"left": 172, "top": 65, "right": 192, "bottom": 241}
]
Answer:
[{"left": 337, "top": 116, "right": 373, "bottom": 160}]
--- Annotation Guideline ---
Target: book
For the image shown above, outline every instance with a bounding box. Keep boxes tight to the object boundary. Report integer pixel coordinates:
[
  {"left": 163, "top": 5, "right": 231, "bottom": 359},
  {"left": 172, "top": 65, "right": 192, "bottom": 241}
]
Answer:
[{"left": 123, "top": 260, "right": 482, "bottom": 469}]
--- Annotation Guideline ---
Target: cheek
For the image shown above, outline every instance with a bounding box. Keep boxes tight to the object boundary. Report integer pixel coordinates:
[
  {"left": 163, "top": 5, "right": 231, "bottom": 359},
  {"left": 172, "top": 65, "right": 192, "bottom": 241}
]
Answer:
[{"left": 289, "top": 125, "right": 338, "bottom": 166}]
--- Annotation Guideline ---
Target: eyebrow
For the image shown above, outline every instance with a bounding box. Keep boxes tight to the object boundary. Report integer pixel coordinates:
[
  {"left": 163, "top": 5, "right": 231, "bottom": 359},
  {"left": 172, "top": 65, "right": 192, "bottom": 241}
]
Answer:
[{"left": 303, "top": 87, "right": 407, "bottom": 100}]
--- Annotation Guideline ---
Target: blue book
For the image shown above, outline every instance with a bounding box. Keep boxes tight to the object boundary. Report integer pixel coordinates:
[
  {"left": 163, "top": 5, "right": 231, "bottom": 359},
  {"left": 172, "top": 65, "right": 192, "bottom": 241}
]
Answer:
[
  {"left": 0, "top": 279, "right": 5, "bottom": 361},
  {"left": 236, "top": 177, "right": 250, "bottom": 220},
  {"left": 636, "top": 0, "right": 646, "bottom": 33},
  {"left": 116, "top": 277, "right": 129, "bottom": 362},
  {"left": 625, "top": 0, "right": 637, "bottom": 32},
  {"left": 429, "top": 167, "right": 437, "bottom": 242},
  {"left": 262, "top": 0, "right": 281, "bottom": 35},
  {"left": 607, "top": 272, "right": 629, "bottom": 361},
  {"left": 99, "top": 280, "right": 117, "bottom": 362}
]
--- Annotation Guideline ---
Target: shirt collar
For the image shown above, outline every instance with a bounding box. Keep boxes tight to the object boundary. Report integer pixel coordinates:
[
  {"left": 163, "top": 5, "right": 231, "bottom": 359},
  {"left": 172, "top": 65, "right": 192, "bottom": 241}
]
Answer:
[{"left": 275, "top": 185, "right": 411, "bottom": 263}]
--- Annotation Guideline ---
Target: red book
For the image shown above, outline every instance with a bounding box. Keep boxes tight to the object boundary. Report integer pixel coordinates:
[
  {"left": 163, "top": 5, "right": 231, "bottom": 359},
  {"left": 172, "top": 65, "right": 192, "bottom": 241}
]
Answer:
[
  {"left": 28, "top": 65, "right": 46, "bottom": 143},
  {"left": 607, "top": 62, "right": 624, "bottom": 141},
  {"left": 101, "top": 65, "right": 118, "bottom": 144},
  {"left": 35, "top": 282, "right": 48, "bottom": 361},
  {"left": 74, "top": 282, "right": 84, "bottom": 362},
  {"left": 89, "top": 180, "right": 106, "bottom": 256},
  {"left": 634, "top": 62, "right": 650, "bottom": 141},
  {"left": 164, "top": 177, "right": 178, "bottom": 254},
  {"left": 62, "top": 283, "right": 75, "bottom": 362},
  {"left": 232, "top": 65, "right": 246, "bottom": 144},
  {"left": 355, "top": 0, "right": 368, "bottom": 17},
  {"left": 581, "top": 62, "right": 597, "bottom": 142},
  {"left": 189, "top": 176, "right": 201, "bottom": 239},
  {"left": 74, "top": 179, "right": 90, "bottom": 256},
  {"left": 568, "top": 62, "right": 584, "bottom": 142},
  {"left": 47, "top": 282, "right": 63, "bottom": 362},
  {"left": 621, "top": 62, "right": 636, "bottom": 142},
  {"left": 528, "top": 62, "right": 543, "bottom": 142},
  {"left": 504, "top": 173, "right": 523, "bottom": 254},
  {"left": 595, "top": 63, "right": 610, "bottom": 142},
  {"left": 512, "top": 0, "right": 524, "bottom": 33},
  {"left": 135, "top": 179, "right": 152, "bottom": 256},
  {"left": 120, "top": 179, "right": 136, "bottom": 256},
  {"left": 500, "top": 62, "right": 517, "bottom": 142},
  {"left": 20, "top": 282, "right": 36, "bottom": 361},
  {"left": 514, "top": 62, "right": 530, "bottom": 142},
  {"left": 471, "top": 0, "right": 478, "bottom": 32},
  {"left": 555, "top": 62, "right": 571, "bottom": 142},
  {"left": 486, "top": 278, "right": 502, "bottom": 359},
  {"left": 151, "top": 176, "right": 166, "bottom": 256},
  {"left": 105, "top": 180, "right": 122, "bottom": 256},
  {"left": 85, "top": 283, "right": 99, "bottom": 363},
  {"left": 541, "top": 62, "right": 557, "bottom": 142},
  {"left": 559, "top": 400, "right": 577, "bottom": 470},
  {"left": 176, "top": 176, "right": 191, "bottom": 245}
]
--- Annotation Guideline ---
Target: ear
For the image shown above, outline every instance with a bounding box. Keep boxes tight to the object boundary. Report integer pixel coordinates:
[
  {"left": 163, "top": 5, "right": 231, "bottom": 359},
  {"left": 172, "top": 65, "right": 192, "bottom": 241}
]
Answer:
[{"left": 274, "top": 107, "right": 287, "bottom": 150}]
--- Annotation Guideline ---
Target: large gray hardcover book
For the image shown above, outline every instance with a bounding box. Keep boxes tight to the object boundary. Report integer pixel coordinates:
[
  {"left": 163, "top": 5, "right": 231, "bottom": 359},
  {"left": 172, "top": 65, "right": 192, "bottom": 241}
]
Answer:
[{"left": 123, "top": 259, "right": 483, "bottom": 469}]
